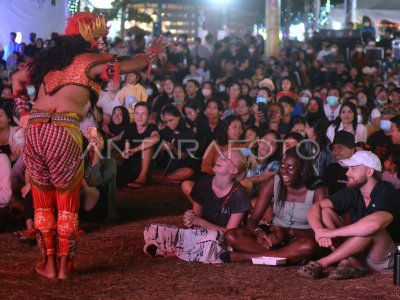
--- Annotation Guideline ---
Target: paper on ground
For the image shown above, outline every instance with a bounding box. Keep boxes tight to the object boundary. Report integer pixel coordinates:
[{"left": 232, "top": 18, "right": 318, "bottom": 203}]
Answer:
[{"left": 251, "top": 256, "right": 287, "bottom": 265}]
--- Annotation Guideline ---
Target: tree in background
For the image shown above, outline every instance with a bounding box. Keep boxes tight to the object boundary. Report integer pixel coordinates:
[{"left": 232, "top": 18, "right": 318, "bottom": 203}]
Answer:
[{"left": 93, "top": 0, "right": 152, "bottom": 38}]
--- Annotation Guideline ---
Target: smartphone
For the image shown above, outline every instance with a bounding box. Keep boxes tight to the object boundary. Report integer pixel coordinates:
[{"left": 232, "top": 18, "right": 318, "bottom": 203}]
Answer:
[
  {"left": 87, "top": 127, "right": 97, "bottom": 139},
  {"left": 256, "top": 98, "right": 267, "bottom": 113}
]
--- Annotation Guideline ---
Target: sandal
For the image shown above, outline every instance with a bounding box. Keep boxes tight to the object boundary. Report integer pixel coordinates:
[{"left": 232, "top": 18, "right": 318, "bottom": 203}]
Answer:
[
  {"left": 127, "top": 181, "right": 146, "bottom": 188},
  {"left": 329, "top": 263, "right": 362, "bottom": 280},
  {"left": 298, "top": 261, "right": 324, "bottom": 279}
]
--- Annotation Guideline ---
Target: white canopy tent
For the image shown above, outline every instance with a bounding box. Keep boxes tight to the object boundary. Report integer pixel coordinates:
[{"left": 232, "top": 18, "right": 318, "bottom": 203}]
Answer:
[
  {"left": 329, "top": 0, "right": 400, "bottom": 32},
  {"left": 0, "top": 0, "right": 68, "bottom": 47}
]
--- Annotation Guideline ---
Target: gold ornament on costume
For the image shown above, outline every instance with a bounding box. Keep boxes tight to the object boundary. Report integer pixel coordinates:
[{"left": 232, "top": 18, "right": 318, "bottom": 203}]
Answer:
[{"left": 78, "top": 15, "right": 108, "bottom": 42}]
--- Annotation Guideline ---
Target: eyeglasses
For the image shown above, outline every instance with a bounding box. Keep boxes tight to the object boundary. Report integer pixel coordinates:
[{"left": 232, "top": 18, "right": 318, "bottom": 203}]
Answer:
[{"left": 280, "top": 163, "right": 295, "bottom": 172}]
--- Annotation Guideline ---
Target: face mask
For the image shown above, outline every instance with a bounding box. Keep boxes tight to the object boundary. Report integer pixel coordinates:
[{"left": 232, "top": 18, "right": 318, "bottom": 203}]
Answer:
[
  {"left": 327, "top": 95, "right": 339, "bottom": 106},
  {"left": 26, "top": 85, "right": 35, "bottom": 96},
  {"left": 358, "top": 97, "right": 367, "bottom": 106},
  {"left": 331, "top": 47, "right": 338, "bottom": 53},
  {"left": 356, "top": 47, "right": 363, "bottom": 53},
  {"left": 156, "top": 83, "right": 161, "bottom": 90},
  {"left": 377, "top": 99, "right": 388, "bottom": 105},
  {"left": 174, "top": 99, "right": 185, "bottom": 105},
  {"left": 300, "top": 96, "right": 309, "bottom": 105},
  {"left": 249, "top": 48, "right": 255, "bottom": 55},
  {"left": 146, "top": 88, "right": 153, "bottom": 96},
  {"left": 380, "top": 120, "right": 392, "bottom": 132},
  {"left": 306, "top": 49, "right": 313, "bottom": 54},
  {"left": 357, "top": 114, "right": 363, "bottom": 124},
  {"left": 202, "top": 88, "right": 212, "bottom": 97},
  {"left": 364, "top": 22, "right": 370, "bottom": 26},
  {"left": 219, "top": 85, "right": 226, "bottom": 92},
  {"left": 256, "top": 96, "right": 267, "bottom": 104}
]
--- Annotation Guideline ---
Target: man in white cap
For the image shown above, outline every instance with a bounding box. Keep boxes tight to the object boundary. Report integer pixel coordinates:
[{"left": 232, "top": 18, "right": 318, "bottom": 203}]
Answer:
[{"left": 299, "top": 151, "right": 400, "bottom": 280}]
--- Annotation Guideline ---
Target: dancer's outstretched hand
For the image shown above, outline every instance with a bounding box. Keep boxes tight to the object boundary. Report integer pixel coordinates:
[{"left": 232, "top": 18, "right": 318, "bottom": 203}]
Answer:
[{"left": 147, "top": 36, "right": 168, "bottom": 63}]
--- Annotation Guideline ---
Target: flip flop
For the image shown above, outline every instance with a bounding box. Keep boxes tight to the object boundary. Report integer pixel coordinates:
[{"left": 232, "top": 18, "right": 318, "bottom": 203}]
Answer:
[{"left": 127, "top": 181, "right": 146, "bottom": 188}]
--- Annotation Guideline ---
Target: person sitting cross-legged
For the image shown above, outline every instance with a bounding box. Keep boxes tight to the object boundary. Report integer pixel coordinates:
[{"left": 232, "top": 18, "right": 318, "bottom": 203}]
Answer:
[
  {"left": 143, "top": 149, "right": 254, "bottom": 263},
  {"left": 299, "top": 151, "right": 400, "bottom": 280},
  {"left": 222, "top": 147, "right": 328, "bottom": 264}
]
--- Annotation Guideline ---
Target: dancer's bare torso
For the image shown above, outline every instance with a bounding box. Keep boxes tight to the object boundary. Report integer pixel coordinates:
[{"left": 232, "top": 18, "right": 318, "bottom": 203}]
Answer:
[{"left": 34, "top": 84, "right": 91, "bottom": 119}]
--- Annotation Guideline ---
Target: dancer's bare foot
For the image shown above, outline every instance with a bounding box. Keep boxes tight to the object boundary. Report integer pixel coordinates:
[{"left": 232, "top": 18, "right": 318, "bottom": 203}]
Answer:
[
  {"left": 58, "top": 256, "right": 70, "bottom": 280},
  {"left": 36, "top": 255, "right": 57, "bottom": 279}
]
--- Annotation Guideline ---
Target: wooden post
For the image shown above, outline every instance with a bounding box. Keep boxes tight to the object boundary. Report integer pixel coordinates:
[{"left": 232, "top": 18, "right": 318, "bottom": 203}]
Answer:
[{"left": 265, "top": 0, "right": 281, "bottom": 58}]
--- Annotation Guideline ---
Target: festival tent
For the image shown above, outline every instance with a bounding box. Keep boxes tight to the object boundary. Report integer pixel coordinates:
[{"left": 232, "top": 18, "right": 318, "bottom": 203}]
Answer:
[
  {"left": 329, "top": 0, "right": 400, "bottom": 32},
  {"left": 0, "top": 0, "right": 68, "bottom": 47}
]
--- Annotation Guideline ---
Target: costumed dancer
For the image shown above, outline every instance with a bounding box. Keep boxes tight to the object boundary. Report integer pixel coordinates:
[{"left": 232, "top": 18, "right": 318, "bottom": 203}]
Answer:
[{"left": 12, "top": 12, "right": 166, "bottom": 279}]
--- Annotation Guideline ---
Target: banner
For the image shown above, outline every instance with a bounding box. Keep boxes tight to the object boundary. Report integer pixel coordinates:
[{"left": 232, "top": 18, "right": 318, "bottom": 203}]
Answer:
[{"left": 0, "top": 0, "right": 68, "bottom": 47}]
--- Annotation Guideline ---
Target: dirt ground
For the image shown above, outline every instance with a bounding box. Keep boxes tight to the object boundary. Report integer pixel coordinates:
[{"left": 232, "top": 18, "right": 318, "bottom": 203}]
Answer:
[{"left": 1, "top": 184, "right": 400, "bottom": 299}]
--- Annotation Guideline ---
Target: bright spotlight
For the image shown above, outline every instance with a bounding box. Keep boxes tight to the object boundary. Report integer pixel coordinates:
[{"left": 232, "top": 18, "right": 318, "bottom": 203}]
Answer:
[
  {"left": 90, "top": 0, "right": 113, "bottom": 9},
  {"left": 332, "top": 21, "right": 342, "bottom": 30},
  {"left": 289, "top": 23, "right": 305, "bottom": 41}
]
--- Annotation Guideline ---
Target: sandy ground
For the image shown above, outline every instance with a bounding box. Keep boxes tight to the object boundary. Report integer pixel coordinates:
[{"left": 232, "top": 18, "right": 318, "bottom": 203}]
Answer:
[{"left": 1, "top": 184, "right": 400, "bottom": 299}]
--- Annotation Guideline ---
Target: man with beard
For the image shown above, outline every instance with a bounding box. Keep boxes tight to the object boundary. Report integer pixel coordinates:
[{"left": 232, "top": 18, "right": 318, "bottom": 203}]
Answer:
[{"left": 299, "top": 151, "right": 400, "bottom": 280}]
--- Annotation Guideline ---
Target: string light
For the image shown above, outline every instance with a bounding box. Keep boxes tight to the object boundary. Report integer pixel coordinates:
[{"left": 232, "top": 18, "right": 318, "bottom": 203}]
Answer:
[
  {"left": 68, "top": 0, "right": 80, "bottom": 15},
  {"left": 319, "top": 0, "right": 332, "bottom": 26}
]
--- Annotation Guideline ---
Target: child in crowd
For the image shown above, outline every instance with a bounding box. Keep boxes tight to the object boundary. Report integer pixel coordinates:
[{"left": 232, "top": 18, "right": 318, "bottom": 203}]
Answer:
[
  {"left": 382, "top": 154, "right": 400, "bottom": 189},
  {"left": 118, "top": 71, "right": 148, "bottom": 122},
  {"left": 244, "top": 125, "right": 260, "bottom": 145},
  {"left": 251, "top": 66, "right": 264, "bottom": 87}
]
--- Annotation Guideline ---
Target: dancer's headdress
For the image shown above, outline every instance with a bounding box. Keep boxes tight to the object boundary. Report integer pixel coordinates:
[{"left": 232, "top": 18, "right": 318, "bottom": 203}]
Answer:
[{"left": 65, "top": 12, "right": 108, "bottom": 46}]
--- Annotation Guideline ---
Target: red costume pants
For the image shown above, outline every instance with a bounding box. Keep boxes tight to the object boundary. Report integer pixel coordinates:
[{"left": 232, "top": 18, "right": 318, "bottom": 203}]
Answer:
[{"left": 23, "top": 110, "right": 83, "bottom": 257}]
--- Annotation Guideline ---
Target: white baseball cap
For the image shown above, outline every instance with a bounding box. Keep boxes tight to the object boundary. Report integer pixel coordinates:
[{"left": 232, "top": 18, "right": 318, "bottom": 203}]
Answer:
[{"left": 339, "top": 150, "right": 382, "bottom": 172}]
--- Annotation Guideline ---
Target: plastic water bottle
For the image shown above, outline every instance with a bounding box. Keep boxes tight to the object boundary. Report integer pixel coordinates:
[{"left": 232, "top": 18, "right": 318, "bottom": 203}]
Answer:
[{"left": 395, "top": 245, "right": 400, "bottom": 285}]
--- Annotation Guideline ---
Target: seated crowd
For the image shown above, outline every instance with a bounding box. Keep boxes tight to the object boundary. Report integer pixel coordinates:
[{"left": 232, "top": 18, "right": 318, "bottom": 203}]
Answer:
[{"left": 1, "top": 29, "right": 400, "bottom": 280}]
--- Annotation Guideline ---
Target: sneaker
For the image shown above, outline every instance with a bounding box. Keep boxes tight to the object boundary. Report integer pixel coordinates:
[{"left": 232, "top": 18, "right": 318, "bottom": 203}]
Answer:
[{"left": 143, "top": 244, "right": 166, "bottom": 258}]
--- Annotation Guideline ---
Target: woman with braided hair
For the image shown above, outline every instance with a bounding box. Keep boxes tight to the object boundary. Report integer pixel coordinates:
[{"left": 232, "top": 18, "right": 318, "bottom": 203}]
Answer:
[
  {"left": 12, "top": 12, "right": 166, "bottom": 279},
  {"left": 222, "top": 147, "right": 328, "bottom": 264}
]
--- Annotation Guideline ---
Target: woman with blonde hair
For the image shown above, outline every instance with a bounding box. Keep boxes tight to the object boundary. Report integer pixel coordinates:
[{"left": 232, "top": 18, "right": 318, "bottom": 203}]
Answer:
[{"left": 143, "top": 148, "right": 256, "bottom": 263}]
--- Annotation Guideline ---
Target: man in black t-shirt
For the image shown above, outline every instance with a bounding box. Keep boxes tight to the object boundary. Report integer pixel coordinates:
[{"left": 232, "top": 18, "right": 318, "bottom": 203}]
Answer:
[
  {"left": 300, "top": 151, "right": 400, "bottom": 280},
  {"left": 323, "top": 131, "right": 355, "bottom": 195}
]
